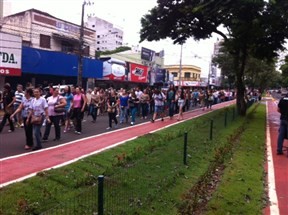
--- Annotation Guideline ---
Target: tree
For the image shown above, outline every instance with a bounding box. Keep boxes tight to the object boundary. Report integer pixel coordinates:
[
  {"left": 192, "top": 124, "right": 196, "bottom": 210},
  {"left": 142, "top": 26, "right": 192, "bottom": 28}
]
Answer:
[
  {"left": 214, "top": 49, "right": 281, "bottom": 91},
  {"left": 140, "top": 0, "right": 288, "bottom": 115},
  {"left": 280, "top": 56, "right": 288, "bottom": 87},
  {"left": 95, "top": 46, "right": 131, "bottom": 58}
]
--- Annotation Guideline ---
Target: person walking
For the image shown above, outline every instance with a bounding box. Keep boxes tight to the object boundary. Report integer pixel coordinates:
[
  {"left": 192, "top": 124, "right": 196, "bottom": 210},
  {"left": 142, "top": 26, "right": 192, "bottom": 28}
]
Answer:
[
  {"left": 277, "top": 93, "right": 288, "bottom": 155},
  {"left": 10, "top": 88, "right": 34, "bottom": 150},
  {"left": 89, "top": 87, "right": 100, "bottom": 123},
  {"left": 166, "top": 85, "right": 176, "bottom": 119},
  {"left": 0, "top": 83, "right": 15, "bottom": 133},
  {"left": 13, "top": 84, "right": 24, "bottom": 127},
  {"left": 86, "top": 88, "right": 92, "bottom": 116},
  {"left": 207, "top": 90, "right": 214, "bottom": 110},
  {"left": 176, "top": 88, "right": 185, "bottom": 121},
  {"left": 42, "top": 87, "right": 67, "bottom": 141},
  {"left": 71, "top": 87, "right": 87, "bottom": 135},
  {"left": 140, "top": 89, "right": 150, "bottom": 120},
  {"left": 119, "top": 89, "right": 129, "bottom": 124},
  {"left": 63, "top": 86, "right": 73, "bottom": 133},
  {"left": 129, "top": 90, "right": 139, "bottom": 125},
  {"left": 151, "top": 89, "right": 166, "bottom": 123},
  {"left": 106, "top": 90, "right": 118, "bottom": 130},
  {"left": 27, "top": 88, "right": 50, "bottom": 151}
]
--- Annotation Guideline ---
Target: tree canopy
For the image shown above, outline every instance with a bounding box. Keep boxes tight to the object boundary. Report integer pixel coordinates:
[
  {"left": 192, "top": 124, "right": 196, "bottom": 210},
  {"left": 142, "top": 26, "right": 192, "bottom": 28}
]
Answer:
[
  {"left": 140, "top": 0, "right": 288, "bottom": 115},
  {"left": 95, "top": 46, "right": 131, "bottom": 58}
]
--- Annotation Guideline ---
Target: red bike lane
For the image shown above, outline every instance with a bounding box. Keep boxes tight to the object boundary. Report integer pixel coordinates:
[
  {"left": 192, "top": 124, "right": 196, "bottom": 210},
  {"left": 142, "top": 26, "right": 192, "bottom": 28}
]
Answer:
[
  {"left": 0, "top": 101, "right": 234, "bottom": 188},
  {"left": 265, "top": 99, "right": 288, "bottom": 215}
]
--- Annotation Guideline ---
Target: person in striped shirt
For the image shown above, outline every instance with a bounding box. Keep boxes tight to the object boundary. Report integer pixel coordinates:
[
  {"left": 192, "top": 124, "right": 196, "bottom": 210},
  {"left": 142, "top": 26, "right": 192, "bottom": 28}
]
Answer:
[{"left": 13, "top": 84, "right": 25, "bottom": 127}]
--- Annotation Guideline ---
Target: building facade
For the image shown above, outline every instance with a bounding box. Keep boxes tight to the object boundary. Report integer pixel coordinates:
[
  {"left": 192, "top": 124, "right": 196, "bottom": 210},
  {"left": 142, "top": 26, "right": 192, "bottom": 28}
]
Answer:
[
  {"left": 164, "top": 65, "right": 203, "bottom": 87},
  {"left": 165, "top": 64, "right": 201, "bottom": 81},
  {"left": 85, "top": 16, "right": 123, "bottom": 51},
  {"left": 1, "top": 9, "right": 96, "bottom": 57}
]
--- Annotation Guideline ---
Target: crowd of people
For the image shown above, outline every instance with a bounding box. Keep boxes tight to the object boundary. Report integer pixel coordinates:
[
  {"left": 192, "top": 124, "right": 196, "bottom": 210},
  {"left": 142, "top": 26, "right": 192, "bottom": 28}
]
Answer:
[{"left": 0, "top": 82, "right": 235, "bottom": 151}]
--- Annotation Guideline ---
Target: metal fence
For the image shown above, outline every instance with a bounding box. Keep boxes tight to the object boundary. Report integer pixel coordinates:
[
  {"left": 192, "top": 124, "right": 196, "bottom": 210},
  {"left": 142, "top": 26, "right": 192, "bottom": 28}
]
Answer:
[{"left": 42, "top": 100, "right": 255, "bottom": 215}]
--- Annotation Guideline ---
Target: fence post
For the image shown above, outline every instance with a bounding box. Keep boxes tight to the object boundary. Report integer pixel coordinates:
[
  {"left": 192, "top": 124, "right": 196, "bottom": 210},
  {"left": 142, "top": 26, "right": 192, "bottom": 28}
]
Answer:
[
  {"left": 98, "top": 175, "right": 104, "bottom": 215},
  {"left": 210, "top": 119, "right": 213, "bottom": 140},
  {"left": 224, "top": 110, "right": 228, "bottom": 127},
  {"left": 184, "top": 131, "right": 188, "bottom": 165}
]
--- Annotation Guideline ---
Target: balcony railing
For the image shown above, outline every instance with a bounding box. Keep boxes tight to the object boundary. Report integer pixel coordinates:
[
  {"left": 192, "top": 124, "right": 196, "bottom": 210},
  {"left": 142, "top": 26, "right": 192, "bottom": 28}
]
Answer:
[{"left": 180, "top": 77, "right": 199, "bottom": 81}]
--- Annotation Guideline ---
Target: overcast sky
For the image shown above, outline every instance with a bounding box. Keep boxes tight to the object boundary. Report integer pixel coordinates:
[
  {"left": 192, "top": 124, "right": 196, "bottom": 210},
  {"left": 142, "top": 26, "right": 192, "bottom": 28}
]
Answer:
[{"left": 3, "top": 0, "right": 219, "bottom": 77}]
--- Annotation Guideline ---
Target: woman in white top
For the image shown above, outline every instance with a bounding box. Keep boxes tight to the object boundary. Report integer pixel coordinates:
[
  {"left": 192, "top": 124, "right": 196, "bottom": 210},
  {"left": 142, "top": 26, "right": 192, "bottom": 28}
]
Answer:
[
  {"left": 151, "top": 89, "right": 166, "bottom": 123},
  {"left": 28, "top": 88, "right": 50, "bottom": 151},
  {"left": 10, "top": 88, "right": 34, "bottom": 150},
  {"left": 176, "top": 88, "right": 185, "bottom": 121},
  {"left": 42, "top": 87, "right": 66, "bottom": 142}
]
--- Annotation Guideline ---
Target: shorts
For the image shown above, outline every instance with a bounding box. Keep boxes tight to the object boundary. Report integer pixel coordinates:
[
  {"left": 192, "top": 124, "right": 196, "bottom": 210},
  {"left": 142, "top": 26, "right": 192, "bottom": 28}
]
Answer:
[
  {"left": 154, "top": 105, "right": 164, "bottom": 114},
  {"left": 178, "top": 99, "right": 185, "bottom": 108}
]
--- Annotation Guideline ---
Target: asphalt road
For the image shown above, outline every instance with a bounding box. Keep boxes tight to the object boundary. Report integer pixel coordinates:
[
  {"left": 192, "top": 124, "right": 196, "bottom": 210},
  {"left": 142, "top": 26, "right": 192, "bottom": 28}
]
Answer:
[{"left": 0, "top": 106, "right": 201, "bottom": 159}]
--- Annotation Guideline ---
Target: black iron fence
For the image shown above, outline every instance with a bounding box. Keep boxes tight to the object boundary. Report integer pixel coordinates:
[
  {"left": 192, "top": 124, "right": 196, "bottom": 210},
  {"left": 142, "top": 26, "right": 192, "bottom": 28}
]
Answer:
[{"left": 42, "top": 100, "right": 255, "bottom": 214}]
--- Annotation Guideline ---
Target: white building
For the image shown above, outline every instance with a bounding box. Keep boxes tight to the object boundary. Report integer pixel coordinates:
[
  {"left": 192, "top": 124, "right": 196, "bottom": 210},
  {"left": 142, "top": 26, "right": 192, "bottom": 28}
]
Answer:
[
  {"left": 1, "top": 9, "right": 96, "bottom": 57},
  {"left": 85, "top": 16, "right": 123, "bottom": 52}
]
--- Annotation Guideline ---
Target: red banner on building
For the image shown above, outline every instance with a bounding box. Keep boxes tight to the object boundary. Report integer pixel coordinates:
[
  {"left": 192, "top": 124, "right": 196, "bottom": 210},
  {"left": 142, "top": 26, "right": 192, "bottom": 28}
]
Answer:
[
  {"left": 129, "top": 63, "right": 148, "bottom": 83},
  {"left": 0, "top": 67, "right": 21, "bottom": 76}
]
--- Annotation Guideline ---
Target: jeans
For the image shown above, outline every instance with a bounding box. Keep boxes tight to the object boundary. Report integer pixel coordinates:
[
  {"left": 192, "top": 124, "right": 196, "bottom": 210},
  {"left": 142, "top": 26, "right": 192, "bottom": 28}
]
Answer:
[
  {"left": 13, "top": 104, "right": 20, "bottom": 123},
  {"left": 120, "top": 106, "right": 128, "bottom": 123},
  {"left": 33, "top": 124, "right": 42, "bottom": 148},
  {"left": 207, "top": 100, "right": 213, "bottom": 109},
  {"left": 168, "top": 101, "right": 175, "bottom": 117},
  {"left": 108, "top": 112, "right": 118, "bottom": 128},
  {"left": 73, "top": 108, "right": 83, "bottom": 132},
  {"left": 0, "top": 113, "right": 14, "bottom": 133},
  {"left": 23, "top": 117, "right": 34, "bottom": 147},
  {"left": 277, "top": 119, "right": 288, "bottom": 153},
  {"left": 130, "top": 107, "right": 137, "bottom": 123},
  {"left": 141, "top": 103, "right": 148, "bottom": 118},
  {"left": 90, "top": 106, "right": 98, "bottom": 121},
  {"left": 43, "top": 115, "right": 62, "bottom": 140}
]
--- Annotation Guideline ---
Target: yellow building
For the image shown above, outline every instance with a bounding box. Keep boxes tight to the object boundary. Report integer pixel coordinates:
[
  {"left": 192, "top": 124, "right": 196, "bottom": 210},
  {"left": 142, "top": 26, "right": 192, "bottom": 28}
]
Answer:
[{"left": 164, "top": 64, "right": 202, "bottom": 87}]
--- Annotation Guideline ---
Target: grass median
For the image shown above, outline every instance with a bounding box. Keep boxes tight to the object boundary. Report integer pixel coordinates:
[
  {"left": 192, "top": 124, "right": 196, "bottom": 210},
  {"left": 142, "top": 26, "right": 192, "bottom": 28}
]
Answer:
[{"left": 0, "top": 104, "right": 266, "bottom": 214}]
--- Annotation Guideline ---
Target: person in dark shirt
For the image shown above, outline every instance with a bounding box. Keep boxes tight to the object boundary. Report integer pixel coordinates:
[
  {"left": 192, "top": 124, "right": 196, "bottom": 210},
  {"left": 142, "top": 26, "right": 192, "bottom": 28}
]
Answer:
[
  {"left": 106, "top": 90, "right": 118, "bottom": 130},
  {"left": 277, "top": 94, "right": 288, "bottom": 155},
  {"left": 0, "top": 83, "right": 15, "bottom": 133}
]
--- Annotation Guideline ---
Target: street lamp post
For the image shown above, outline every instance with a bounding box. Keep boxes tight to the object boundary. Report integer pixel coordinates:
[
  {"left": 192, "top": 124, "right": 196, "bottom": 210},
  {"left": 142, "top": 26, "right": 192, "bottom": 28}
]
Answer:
[{"left": 179, "top": 44, "right": 183, "bottom": 88}]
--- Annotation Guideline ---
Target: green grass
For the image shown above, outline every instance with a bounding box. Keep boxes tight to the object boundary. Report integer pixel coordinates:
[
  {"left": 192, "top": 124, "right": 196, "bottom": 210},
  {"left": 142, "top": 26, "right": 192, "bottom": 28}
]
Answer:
[
  {"left": 0, "top": 105, "right": 266, "bottom": 214},
  {"left": 205, "top": 104, "right": 266, "bottom": 215}
]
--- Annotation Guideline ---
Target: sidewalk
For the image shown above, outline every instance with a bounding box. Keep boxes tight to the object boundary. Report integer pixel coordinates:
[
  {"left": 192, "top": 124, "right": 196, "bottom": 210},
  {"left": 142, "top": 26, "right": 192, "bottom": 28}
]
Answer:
[{"left": 265, "top": 98, "right": 288, "bottom": 215}]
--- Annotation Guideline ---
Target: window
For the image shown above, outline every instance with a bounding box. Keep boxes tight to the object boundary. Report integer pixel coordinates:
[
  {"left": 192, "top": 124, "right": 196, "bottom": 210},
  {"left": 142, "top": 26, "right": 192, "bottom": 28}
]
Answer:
[
  {"left": 40, "top": 34, "right": 51, "bottom": 49},
  {"left": 83, "top": 46, "right": 90, "bottom": 56},
  {"left": 61, "top": 41, "right": 73, "bottom": 53},
  {"left": 184, "top": 72, "right": 191, "bottom": 78},
  {"left": 97, "top": 35, "right": 100, "bottom": 38},
  {"left": 92, "top": 25, "right": 95, "bottom": 27},
  {"left": 172, "top": 72, "right": 178, "bottom": 77},
  {"left": 97, "top": 48, "right": 100, "bottom": 50},
  {"left": 22, "top": 40, "right": 31, "bottom": 47},
  {"left": 97, "top": 41, "right": 100, "bottom": 44}
]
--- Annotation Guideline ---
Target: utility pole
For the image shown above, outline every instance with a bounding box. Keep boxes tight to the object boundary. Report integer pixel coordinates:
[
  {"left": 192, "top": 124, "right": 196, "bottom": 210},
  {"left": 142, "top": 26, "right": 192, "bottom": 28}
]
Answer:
[
  {"left": 0, "top": 0, "right": 3, "bottom": 30},
  {"left": 179, "top": 44, "right": 183, "bottom": 88},
  {"left": 207, "top": 61, "right": 211, "bottom": 90},
  {"left": 77, "top": 1, "right": 85, "bottom": 87}
]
